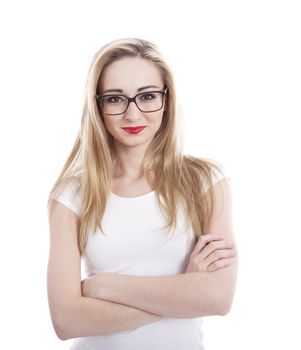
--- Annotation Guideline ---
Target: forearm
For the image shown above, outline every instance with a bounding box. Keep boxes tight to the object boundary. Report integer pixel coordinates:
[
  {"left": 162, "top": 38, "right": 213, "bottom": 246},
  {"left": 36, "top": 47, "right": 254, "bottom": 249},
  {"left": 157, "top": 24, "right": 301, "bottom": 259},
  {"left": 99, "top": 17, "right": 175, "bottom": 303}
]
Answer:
[
  {"left": 56, "top": 296, "right": 161, "bottom": 340},
  {"left": 91, "top": 272, "right": 229, "bottom": 318}
]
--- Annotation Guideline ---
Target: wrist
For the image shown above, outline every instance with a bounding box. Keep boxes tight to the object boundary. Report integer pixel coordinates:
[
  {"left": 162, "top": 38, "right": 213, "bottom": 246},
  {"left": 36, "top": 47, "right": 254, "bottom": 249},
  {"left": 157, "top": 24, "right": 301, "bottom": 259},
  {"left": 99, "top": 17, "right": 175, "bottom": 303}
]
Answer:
[
  {"left": 96, "top": 272, "right": 111, "bottom": 299},
  {"left": 99, "top": 272, "right": 123, "bottom": 302}
]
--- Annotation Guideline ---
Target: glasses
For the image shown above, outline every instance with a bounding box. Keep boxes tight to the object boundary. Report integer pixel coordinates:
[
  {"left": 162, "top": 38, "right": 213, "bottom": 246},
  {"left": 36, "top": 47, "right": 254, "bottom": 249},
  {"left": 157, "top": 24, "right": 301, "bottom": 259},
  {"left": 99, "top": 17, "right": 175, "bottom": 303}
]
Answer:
[{"left": 96, "top": 87, "right": 168, "bottom": 115}]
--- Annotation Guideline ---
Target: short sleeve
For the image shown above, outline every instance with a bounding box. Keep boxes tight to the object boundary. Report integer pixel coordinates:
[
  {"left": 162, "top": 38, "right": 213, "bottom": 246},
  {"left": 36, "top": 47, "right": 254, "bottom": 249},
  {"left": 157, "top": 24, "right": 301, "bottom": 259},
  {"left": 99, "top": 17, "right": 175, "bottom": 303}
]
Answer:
[
  {"left": 51, "top": 178, "right": 82, "bottom": 216},
  {"left": 203, "top": 162, "right": 231, "bottom": 193}
]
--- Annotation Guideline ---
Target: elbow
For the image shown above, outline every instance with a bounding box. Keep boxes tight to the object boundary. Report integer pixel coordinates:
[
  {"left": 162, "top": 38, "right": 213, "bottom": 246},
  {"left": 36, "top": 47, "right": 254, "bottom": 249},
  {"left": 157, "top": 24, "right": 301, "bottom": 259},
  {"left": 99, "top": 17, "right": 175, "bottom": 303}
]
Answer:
[
  {"left": 52, "top": 313, "right": 73, "bottom": 341},
  {"left": 215, "top": 294, "right": 235, "bottom": 316},
  {"left": 216, "top": 304, "right": 231, "bottom": 316},
  {"left": 214, "top": 276, "right": 238, "bottom": 316},
  {"left": 54, "top": 326, "right": 70, "bottom": 341},
  {"left": 51, "top": 303, "right": 77, "bottom": 341},
  {"left": 193, "top": 295, "right": 233, "bottom": 317}
]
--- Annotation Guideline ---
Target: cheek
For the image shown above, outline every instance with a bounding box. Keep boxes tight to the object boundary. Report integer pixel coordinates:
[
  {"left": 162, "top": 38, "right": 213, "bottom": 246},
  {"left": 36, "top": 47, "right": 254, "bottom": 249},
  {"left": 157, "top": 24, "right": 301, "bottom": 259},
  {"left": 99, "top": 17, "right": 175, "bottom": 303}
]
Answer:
[
  {"left": 103, "top": 117, "right": 118, "bottom": 134},
  {"left": 149, "top": 112, "right": 164, "bottom": 128}
]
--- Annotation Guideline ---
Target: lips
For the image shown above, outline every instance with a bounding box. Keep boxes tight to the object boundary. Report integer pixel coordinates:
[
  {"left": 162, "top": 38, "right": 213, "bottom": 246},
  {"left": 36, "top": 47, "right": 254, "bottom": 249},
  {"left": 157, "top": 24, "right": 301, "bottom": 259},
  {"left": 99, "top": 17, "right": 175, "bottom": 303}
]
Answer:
[{"left": 122, "top": 126, "right": 146, "bottom": 134}]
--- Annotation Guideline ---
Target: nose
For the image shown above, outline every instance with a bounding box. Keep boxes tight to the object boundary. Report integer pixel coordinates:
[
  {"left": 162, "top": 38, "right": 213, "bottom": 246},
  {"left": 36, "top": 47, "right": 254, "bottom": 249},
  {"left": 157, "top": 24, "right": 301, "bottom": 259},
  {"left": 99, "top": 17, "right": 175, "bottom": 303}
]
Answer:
[{"left": 124, "top": 101, "right": 143, "bottom": 121}]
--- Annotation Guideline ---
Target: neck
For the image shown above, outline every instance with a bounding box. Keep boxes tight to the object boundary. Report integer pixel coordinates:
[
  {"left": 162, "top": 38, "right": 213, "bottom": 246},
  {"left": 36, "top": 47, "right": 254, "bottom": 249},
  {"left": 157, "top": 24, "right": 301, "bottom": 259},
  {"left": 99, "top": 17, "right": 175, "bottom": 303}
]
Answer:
[{"left": 112, "top": 143, "right": 148, "bottom": 181}]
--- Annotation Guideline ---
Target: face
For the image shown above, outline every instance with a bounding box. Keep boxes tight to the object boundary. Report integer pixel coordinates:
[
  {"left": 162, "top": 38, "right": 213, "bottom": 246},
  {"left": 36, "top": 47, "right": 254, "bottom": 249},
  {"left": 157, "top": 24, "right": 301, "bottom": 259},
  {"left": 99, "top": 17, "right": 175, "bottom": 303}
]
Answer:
[{"left": 97, "top": 56, "right": 166, "bottom": 150}]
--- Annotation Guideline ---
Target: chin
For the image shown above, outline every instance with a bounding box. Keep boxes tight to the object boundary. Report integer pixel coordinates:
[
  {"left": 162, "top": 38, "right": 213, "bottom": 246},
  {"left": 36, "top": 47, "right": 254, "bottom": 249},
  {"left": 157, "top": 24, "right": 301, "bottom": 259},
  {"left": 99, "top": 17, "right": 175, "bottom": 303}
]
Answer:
[{"left": 120, "top": 134, "right": 153, "bottom": 147}]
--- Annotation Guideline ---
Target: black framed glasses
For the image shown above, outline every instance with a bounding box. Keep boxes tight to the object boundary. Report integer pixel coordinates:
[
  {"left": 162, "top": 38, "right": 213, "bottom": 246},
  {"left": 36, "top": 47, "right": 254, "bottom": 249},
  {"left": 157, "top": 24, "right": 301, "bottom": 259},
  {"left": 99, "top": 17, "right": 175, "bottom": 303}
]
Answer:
[{"left": 96, "top": 87, "right": 168, "bottom": 115}]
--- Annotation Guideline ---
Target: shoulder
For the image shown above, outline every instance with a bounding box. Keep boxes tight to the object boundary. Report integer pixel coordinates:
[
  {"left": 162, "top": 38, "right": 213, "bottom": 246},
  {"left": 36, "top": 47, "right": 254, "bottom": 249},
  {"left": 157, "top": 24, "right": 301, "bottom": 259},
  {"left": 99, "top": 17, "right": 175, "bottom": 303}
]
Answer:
[
  {"left": 183, "top": 155, "right": 231, "bottom": 193},
  {"left": 204, "top": 159, "right": 231, "bottom": 192},
  {"left": 49, "top": 177, "right": 82, "bottom": 217}
]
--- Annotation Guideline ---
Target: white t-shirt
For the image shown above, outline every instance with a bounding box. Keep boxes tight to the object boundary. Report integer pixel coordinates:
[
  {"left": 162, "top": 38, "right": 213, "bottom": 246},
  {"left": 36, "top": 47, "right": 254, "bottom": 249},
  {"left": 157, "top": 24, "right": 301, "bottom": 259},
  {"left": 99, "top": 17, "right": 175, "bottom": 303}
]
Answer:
[{"left": 53, "top": 166, "right": 229, "bottom": 350}]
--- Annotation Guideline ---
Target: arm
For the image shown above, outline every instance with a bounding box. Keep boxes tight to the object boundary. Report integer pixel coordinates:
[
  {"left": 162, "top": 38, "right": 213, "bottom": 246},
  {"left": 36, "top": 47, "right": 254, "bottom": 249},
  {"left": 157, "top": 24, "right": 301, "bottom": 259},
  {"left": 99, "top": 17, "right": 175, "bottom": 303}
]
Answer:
[
  {"left": 53, "top": 297, "right": 161, "bottom": 340},
  {"left": 47, "top": 200, "right": 161, "bottom": 341},
  {"left": 82, "top": 179, "right": 239, "bottom": 318}
]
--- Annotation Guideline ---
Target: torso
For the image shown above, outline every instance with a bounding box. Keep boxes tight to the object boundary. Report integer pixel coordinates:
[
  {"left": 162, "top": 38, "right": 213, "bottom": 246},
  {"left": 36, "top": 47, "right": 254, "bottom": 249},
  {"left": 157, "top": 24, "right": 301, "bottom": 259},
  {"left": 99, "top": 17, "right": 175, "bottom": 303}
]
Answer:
[{"left": 80, "top": 177, "right": 202, "bottom": 350}]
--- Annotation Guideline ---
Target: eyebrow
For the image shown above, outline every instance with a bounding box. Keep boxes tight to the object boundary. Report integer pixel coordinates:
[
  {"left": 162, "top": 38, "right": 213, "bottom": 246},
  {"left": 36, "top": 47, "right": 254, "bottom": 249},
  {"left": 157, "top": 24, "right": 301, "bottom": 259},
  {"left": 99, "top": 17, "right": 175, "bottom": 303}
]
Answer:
[{"left": 101, "top": 85, "right": 161, "bottom": 94}]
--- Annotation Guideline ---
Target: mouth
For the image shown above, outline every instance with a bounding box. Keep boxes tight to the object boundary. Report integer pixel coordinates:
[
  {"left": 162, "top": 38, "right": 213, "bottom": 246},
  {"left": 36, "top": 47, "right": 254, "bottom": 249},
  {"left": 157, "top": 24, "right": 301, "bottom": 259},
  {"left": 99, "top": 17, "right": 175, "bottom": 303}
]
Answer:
[{"left": 122, "top": 126, "right": 146, "bottom": 134}]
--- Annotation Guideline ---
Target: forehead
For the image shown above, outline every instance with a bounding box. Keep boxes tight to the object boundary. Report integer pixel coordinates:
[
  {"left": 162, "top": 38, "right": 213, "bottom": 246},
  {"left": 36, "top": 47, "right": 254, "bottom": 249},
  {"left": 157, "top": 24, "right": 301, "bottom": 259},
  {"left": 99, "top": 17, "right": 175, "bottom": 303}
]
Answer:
[{"left": 99, "top": 57, "right": 163, "bottom": 92}]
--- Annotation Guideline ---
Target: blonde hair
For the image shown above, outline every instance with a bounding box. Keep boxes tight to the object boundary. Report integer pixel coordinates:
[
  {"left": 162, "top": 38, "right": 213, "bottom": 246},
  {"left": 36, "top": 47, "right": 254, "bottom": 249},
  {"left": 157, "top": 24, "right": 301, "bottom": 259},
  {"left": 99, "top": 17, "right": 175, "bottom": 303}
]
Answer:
[{"left": 47, "top": 37, "right": 226, "bottom": 256}]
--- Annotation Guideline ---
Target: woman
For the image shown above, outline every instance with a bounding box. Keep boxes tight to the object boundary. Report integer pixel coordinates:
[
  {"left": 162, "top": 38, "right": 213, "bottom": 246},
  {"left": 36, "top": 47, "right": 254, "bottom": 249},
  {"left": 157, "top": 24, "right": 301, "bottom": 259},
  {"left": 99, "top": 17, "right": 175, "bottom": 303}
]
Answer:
[{"left": 47, "top": 38, "right": 238, "bottom": 350}]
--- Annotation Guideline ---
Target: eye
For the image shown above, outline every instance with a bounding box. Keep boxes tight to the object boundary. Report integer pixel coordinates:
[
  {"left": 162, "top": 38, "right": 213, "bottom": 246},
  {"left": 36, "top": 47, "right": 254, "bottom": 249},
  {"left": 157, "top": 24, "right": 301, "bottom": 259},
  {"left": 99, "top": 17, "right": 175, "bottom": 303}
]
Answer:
[
  {"left": 105, "top": 96, "right": 124, "bottom": 104},
  {"left": 139, "top": 93, "right": 157, "bottom": 101}
]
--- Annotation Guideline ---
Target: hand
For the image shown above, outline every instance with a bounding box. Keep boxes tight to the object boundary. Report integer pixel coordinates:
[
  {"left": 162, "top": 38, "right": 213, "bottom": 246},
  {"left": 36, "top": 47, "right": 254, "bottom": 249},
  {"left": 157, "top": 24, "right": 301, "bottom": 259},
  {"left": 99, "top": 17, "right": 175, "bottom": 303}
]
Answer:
[
  {"left": 81, "top": 272, "right": 109, "bottom": 299},
  {"left": 185, "top": 233, "right": 236, "bottom": 273},
  {"left": 81, "top": 274, "right": 95, "bottom": 298}
]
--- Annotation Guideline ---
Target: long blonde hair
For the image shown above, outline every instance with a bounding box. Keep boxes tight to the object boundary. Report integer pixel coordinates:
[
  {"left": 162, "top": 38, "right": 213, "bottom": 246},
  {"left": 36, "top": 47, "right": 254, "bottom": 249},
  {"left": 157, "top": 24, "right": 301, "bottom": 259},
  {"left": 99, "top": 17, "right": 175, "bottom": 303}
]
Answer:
[{"left": 47, "top": 38, "right": 226, "bottom": 256}]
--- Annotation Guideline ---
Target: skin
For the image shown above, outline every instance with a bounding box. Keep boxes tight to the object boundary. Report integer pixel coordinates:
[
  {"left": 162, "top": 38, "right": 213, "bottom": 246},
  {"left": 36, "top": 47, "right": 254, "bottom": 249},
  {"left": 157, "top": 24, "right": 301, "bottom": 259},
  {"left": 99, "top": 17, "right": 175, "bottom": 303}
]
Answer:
[
  {"left": 81, "top": 233, "right": 237, "bottom": 318},
  {"left": 98, "top": 56, "right": 167, "bottom": 193}
]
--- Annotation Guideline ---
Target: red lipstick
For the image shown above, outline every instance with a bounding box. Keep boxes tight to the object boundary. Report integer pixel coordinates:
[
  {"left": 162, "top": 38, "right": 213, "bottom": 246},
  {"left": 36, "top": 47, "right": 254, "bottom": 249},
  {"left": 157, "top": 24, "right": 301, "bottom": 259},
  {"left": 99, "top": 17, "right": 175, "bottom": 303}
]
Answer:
[{"left": 122, "top": 126, "right": 146, "bottom": 134}]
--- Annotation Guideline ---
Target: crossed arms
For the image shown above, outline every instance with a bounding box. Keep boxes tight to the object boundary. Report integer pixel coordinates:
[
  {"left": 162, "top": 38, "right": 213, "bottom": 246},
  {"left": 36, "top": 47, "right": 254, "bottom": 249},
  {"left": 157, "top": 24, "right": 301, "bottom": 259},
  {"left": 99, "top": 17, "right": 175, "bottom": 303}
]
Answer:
[{"left": 47, "top": 179, "right": 238, "bottom": 340}]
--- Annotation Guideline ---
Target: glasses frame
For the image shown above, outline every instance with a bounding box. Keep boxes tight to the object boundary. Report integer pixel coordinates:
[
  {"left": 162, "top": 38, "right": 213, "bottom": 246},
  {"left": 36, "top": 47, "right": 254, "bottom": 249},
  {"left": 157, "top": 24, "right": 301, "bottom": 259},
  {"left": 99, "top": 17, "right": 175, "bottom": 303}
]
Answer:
[{"left": 96, "top": 86, "right": 168, "bottom": 116}]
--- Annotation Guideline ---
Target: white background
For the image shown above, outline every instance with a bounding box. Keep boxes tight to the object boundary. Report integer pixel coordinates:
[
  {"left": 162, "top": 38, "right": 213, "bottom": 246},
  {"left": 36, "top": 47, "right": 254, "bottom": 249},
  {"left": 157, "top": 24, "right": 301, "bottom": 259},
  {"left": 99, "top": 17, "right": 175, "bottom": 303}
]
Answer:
[{"left": 0, "top": 0, "right": 300, "bottom": 349}]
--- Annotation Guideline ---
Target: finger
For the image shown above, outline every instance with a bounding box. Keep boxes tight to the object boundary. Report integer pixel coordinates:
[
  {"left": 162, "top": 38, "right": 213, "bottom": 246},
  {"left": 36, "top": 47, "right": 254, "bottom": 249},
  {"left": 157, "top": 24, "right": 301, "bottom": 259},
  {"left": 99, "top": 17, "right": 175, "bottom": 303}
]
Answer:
[
  {"left": 190, "top": 247, "right": 235, "bottom": 272},
  {"left": 198, "top": 240, "right": 235, "bottom": 260},
  {"left": 192, "top": 233, "right": 225, "bottom": 255},
  {"left": 204, "top": 248, "right": 236, "bottom": 267},
  {"left": 199, "top": 240, "right": 235, "bottom": 260},
  {"left": 207, "top": 257, "right": 235, "bottom": 272}
]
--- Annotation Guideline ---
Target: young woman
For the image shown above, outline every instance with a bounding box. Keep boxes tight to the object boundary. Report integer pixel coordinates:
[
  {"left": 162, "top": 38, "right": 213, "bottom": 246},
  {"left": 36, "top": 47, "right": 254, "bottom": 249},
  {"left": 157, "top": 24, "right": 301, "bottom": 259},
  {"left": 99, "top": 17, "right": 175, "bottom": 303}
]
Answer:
[{"left": 47, "top": 38, "right": 238, "bottom": 350}]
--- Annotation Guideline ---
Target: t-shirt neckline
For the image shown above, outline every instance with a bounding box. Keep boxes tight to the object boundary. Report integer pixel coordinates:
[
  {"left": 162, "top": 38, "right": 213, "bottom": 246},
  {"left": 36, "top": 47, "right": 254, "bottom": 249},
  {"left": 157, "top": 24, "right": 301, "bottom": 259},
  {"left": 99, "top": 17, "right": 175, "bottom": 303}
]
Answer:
[{"left": 110, "top": 190, "right": 155, "bottom": 199}]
